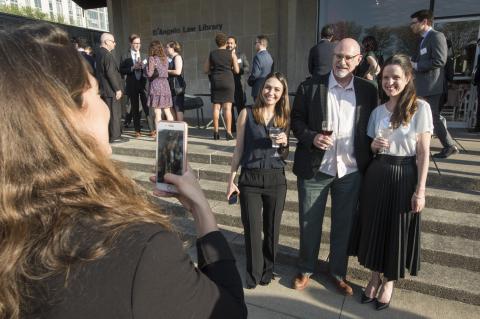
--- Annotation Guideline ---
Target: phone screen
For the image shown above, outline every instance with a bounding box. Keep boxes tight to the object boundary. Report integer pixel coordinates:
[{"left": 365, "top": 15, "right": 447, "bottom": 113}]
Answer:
[{"left": 156, "top": 129, "right": 184, "bottom": 183}]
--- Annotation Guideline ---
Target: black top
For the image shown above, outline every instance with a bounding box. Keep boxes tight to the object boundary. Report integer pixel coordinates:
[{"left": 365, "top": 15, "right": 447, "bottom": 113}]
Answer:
[
  {"left": 209, "top": 49, "right": 235, "bottom": 103},
  {"left": 23, "top": 223, "right": 247, "bottom": 319},
  {"left": 240, "top": 108, "right": 288, "bottom": 169},
  {"left": 291, "top": 73, "right": 378, "bottom": 179}
]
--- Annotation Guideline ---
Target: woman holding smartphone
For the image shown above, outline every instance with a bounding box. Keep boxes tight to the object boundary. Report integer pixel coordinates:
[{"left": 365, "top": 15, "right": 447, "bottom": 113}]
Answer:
[
  {"left": 0, "top": 24, "right": 247, "bottom": 319},
  {"left": 227, "top": 72, "right": 290, "bottom": 289},
  {"left": 349, "top": 54, "right": 433, "bottom": 310}
]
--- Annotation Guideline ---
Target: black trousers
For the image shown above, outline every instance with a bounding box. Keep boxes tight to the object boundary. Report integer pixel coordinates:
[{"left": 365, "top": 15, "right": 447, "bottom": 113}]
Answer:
[
  {"left": 424, "top": 94, "right": 454, "bottom": 147},
  {"left": 129, "top": 88, "right": 153, "bottom": 132},
  {"left": 103, "top": 96, "right": 122, "bottom": 141},
  {"left": 238, "top": 168, "right": 287, "bottom": 286}
]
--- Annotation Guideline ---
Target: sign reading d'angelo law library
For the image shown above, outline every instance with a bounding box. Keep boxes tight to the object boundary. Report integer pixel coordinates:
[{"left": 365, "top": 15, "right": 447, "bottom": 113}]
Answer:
[{"left": 152, "top": 23, "right": 223, "bottom": 36}]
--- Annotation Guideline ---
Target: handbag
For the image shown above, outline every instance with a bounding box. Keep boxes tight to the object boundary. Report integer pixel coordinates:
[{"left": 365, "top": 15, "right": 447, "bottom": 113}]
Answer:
[
  {"left": 172, "top": 75, "right": 186, "bottom": 95},
  {"left": 149, "top": 67, "right": 159, "bottom": 82}
]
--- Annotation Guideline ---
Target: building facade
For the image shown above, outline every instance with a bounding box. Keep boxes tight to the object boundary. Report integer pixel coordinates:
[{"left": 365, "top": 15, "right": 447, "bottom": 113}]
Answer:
[{"left": 0, "top": 0, "right": 109, "bottom": 31}]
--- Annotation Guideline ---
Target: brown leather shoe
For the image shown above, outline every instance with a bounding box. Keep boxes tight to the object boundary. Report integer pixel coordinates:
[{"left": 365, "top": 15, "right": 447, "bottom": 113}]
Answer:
[
  {"left": 135, "top": 131, "right": 141, "bottom": 138},
  {"left": 332, "top": 277, "right": 353, "bottom": 296},
  {"left": 292, "top": 273, "right": 310, "bottom": 290}
]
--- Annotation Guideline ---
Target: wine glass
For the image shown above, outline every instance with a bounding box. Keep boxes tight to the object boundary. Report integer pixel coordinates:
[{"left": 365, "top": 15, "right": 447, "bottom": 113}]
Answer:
[
  {"left": 268, "top": 127, "right": 282, "bottom": 157},
  {"left": 321, "top": 121, "right": 333, "bottom": 150},
  {"left": 377, "top": 123, "right": 393, "bottom": 154}
]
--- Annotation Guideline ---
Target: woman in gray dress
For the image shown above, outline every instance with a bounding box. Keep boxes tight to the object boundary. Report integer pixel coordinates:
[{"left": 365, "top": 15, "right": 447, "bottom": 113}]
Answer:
[{"left": 204, "top": 33, "right": 239, "bottom": 140}]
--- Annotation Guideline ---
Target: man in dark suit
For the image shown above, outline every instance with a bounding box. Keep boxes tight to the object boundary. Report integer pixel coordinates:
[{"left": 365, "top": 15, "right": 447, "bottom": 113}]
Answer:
[
  {"left": 227, "top": 36, "right": 250, "bottom": 130},
  {"left": 248, "top": 35, "right": 273, "bottom": 101},
  {"left": 291, "top": 38, "right": 377, "bottom": 296},
  {"left": 96, "top": 32, "right": 126, "bottom": 143},
  {"left": 308, "top": 24, "right": 336, "bottom": 76},
  {"left": 410, "top": 9, "right": 458, "bottom": 158},
  {"left": 119, "top": 34, "right": 153, "bottom": 138},
  {"left": 470, "top": 38, "right": 480, "bottom": 133}
]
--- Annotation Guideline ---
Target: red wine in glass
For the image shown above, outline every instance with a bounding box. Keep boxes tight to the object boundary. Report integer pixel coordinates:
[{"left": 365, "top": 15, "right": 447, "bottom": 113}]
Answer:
[{"left": 321, "top": 121, "right": 333, "bottom": 136}]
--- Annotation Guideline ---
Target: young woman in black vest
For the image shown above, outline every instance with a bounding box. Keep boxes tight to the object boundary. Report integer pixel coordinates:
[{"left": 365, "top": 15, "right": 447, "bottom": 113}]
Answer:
[{"left": 227, "top": 72, "right": 290, "bottom": 289}]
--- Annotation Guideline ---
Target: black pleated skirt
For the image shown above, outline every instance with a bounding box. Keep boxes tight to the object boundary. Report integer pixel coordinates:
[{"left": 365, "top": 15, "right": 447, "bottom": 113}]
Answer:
[{"left": 349, "top": 154, "right": 421, "bottom": 280}]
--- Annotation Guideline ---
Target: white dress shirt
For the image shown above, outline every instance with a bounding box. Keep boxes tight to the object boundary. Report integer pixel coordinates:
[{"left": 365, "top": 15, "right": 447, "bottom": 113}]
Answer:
[
  {"left": 131, "top": 50, "right": 141, "bottom": 80},
  {"left": 319, "top": 73, "right": 358, "bottom": 178}
]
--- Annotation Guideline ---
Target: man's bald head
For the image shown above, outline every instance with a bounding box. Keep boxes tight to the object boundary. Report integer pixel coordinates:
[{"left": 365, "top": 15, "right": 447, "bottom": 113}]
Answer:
[
  {"left": 100, "top": 33, "right": 116, "bottom": 51},
  {"left": 335, "top": 38, "right": 361, "bottom": 55},
  {"left": 331, "top": 38, "right": 362, "bottom": 83}
]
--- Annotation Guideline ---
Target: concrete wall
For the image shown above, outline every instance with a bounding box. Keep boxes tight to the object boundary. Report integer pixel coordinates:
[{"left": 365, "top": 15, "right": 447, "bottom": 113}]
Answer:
[{"left": 108, "top": 0, "right": 317, "bottom": 118}]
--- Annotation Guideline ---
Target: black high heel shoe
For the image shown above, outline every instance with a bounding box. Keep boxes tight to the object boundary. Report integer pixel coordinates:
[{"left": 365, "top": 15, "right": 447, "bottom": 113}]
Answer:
[
  {"left": 226, "top": 132, "right": 234, "bottom": 141},
  {"left": 375, "top": 284, "right": 394, "bottom": 311},
  {"left": 361, "top": 276, "right": 381, "bottom": 304},
  {"left": 213, "top": 131, "right": 220, "bottom": 140},
  {"left": 361, "top": 292, "right": 375, "bottom": 304}
]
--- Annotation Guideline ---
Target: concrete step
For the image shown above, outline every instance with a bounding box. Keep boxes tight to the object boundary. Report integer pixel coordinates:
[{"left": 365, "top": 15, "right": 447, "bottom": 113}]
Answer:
[
  {"left": 112, "top": 130, "right": 480, "bottom": 193},
  {"left": 167, "top": 212, "right": 480, "bottom": 306},
  {"left": 113, "top": 153, "right": 480, "bottom": 215},
  {"left": 126, "top": 167, "right": 480, "bottom": 239},
  {"left": 130, "top": 171, "right": 480, "bottom": 273}
]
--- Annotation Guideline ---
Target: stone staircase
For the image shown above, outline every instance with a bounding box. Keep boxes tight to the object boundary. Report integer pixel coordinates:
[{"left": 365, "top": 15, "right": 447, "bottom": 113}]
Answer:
[{"left": 112, "top": 127, "right": 480, "bottom": 306}]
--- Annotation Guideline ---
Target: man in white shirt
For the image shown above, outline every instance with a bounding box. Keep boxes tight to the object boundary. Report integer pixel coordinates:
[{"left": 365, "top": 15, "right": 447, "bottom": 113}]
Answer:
[
  {"left": 119, "top": 34, "right": 153, "bottom": 138},
  {"left": 290, "top": 38, "right": 378, "bottom": 295}
]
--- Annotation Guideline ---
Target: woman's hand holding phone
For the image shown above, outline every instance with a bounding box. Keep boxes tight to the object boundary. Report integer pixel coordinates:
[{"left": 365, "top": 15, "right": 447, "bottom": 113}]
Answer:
[{"left": 150, "top": 166, "right": 218, "bottom": 237}]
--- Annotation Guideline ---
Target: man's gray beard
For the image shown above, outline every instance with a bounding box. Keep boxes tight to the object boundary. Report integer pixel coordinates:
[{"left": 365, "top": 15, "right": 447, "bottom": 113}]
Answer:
[{"left": 334, "top": 69, "right": 350, "bottom": 78}]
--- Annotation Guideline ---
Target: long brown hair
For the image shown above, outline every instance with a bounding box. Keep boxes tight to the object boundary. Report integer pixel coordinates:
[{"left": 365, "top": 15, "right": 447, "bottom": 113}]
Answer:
[
  {"left": 382, "top": 54, "right": 418, "bottom": 128},
  {"left": 252, "top": 72, "right": 290, "bottom": 129},
  {"left": 0, "top": 24, "right": 171, "bottom": 319},
  {"left": 149, "top": 39, "right": 167, "bottom": 62}
]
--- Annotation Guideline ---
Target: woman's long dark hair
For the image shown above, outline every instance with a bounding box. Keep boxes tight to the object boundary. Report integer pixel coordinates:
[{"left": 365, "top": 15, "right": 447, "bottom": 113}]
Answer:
[
  {"left": 382, "top": 54, "right": 418, "bottom": 128},
  {"left": 0, "top": 24, "right": 171, "bottom": 319},
  {"left": 252, "top": 72, "right": 290, "bottom": 129}
]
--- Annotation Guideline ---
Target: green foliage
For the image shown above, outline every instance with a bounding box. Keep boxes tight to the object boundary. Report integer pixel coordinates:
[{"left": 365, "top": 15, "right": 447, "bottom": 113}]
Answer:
[{"left": 0, "top": 4, "right": 67, "bottom": 24}]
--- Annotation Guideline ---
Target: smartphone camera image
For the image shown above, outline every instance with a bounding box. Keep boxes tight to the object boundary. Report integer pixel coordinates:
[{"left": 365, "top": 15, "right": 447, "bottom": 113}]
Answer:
[
  {"left": 156, "top": 122, "right": 187, "bottom": 193},
  {"left": 228, "top": 191, "right": 238, "bottom": 205}
]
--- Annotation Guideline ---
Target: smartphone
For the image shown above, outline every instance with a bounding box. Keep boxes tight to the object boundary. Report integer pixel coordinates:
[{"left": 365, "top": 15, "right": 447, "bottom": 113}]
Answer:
[
  {"left": 156, "top": 121, "right": 187, "bottom": 193},
  {"left": 228, "top": 191, "right": 238, "bottom": 205}
]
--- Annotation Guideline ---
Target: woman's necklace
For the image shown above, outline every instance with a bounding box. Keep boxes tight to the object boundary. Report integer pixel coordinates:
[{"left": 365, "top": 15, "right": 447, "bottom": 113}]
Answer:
[
  {"left": 263, "top": 111, "right": 274, "bottom": 124},
  {"left": 385, "top": 101, "right": 396, "bottom": 113}
]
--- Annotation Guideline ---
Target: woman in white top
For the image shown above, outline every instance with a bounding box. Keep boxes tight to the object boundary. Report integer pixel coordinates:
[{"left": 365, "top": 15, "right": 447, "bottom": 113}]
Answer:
[{"left": 349, "top": 54, "right": 433, "bottom": 310}]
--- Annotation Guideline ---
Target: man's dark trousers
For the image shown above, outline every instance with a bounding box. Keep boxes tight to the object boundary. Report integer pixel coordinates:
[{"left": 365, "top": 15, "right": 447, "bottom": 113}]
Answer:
[
  {"left": 130, "top": 82, "right": 153, "bottom": 132},
  {"left": 103, "top": 96, "right": 122, "bottom": 141},
  {"left": 297, "top": 171, "right": 361, "bottom": 279},
  {"left": 424, "top": 94, "right": 454, "bottom": 146}
]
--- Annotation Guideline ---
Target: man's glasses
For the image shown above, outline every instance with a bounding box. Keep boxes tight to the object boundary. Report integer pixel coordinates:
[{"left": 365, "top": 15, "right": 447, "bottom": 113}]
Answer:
[
  {"left": 333, "top": 53, "right": 359, "bottom": 62},
  {"left": 107, "top": 39, "right": 116, "bottom": 44}
]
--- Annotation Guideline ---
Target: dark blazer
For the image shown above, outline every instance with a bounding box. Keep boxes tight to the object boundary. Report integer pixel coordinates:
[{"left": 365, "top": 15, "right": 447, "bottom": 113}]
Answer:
[
  {"left": 413, "top": 29, "right": 448, "bottom": 96},
  {"left": 474, "top": 54, "right": 480, "bottom": 86},
  {"left": 234, "top": 51, "right": 250, "bottom": 90},
  {"left": 248, "top": 50, "right": 273, "bottom": 98},
  {"left": 308, "top": 39, "right": 336, "bottom": 76},
  {"left": 95, "top": 47, "right": 123, "bottom": 98},
  {"left": 119, "top": 51, "right": 147, "bottom": 96},
  {"left": 80, "top": 51, "right": 96, "bottom": 73},
  {"left": 291, "top": 73, "right": 378, "bottom": 179},
  {"left": 25, "top": 224, "right": 247, "bottom": 319}
]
